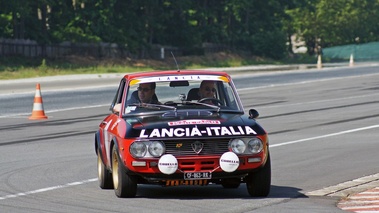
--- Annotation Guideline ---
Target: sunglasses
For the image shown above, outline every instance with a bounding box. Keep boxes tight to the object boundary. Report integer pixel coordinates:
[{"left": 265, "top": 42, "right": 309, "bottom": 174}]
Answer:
[
  {"left": 205, "top": 87, "right": 216, "bottom": 93},
  {"left": 137, "top": 87, "right": 151, "bottom": 92}
]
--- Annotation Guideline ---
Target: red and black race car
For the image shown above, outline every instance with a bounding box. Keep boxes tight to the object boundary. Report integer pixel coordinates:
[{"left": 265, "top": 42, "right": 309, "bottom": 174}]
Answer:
[{"left": 95, "top": 70, "right": 271, "bottom": 198}]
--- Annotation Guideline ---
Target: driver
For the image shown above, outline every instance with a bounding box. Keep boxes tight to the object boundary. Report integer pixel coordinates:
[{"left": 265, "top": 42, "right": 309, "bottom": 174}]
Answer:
[
  {"left": 199, "top": 80, "right": 217, "bottom": 103},
  {"left": 137, "top": 82, "right": 159, "bottom": 104},
  {"left": 127, "top": 82, "right": 160, "bottom": 104},
  {"left": 114, "top": 82, "right": 159, "bottom": 113}
]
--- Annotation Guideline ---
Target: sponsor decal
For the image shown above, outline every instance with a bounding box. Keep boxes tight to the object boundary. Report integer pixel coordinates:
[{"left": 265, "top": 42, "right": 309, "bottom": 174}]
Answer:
[
  {"left": 158, "top": 75, "right": 202, "bottom": 81},
  {"left": 158, "top": 162, "right": 178, "bottom": 166},
  {"left": 139, "top": 126, "right": 257, "bottom": 138},
  {"left": 168, "top": 119, "right": 221, "bottom": 126},
  {"left": 220, "top": 159, "right": 239, "bottom": 164}
]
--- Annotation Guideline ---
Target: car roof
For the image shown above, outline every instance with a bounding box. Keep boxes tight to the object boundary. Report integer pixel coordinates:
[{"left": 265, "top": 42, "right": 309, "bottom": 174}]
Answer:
[{"left": 122, "top": 70, "right": 231, "bottom": 81}]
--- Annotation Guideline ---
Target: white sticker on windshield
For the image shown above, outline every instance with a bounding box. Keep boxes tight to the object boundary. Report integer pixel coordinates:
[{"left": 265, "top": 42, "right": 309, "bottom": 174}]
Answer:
[{"left": 125, "top": 106, "right": 137, "bottom": 114}]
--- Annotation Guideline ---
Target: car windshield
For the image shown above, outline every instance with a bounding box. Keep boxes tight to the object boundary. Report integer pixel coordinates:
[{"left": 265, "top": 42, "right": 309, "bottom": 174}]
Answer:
[{"left": 122, "top": 74, "right": 243, "bottom": 115}]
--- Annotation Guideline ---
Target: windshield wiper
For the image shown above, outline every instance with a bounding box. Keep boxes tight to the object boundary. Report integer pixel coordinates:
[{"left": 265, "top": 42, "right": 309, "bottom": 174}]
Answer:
[
  {"left": 183, "top": 101, "right": 221, "bottom": 112},
  {"left": 144, "top": 103, "right": 177, "bottom": 110},
  {"left": 127, "top": 102, "right": 177, "bottom": 110}
]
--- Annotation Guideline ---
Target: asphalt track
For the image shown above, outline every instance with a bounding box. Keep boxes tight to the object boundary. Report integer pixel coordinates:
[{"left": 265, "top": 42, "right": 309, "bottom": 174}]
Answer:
[{"left": 0, "top": 63, "right": 379, "bottom": 212}]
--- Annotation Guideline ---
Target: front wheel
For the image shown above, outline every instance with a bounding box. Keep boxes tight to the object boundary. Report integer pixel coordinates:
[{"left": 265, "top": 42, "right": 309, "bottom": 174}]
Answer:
[
  {"left": 112, "top": 146, "right": 137, "bottom": 198},
  {"left": 246, "top": 152, "right": 271, "bottom": 197},
  {"left": 97, "top": 149, "right": 113, "bottom": 189}
]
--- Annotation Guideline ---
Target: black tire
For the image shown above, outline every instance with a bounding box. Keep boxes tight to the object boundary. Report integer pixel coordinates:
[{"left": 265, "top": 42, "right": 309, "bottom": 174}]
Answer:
[
  {"left": 97, "top": 149, "right": 113, "bottom": 189},
  {"left": 112, "top": 146, "right": 137, "bottom": 198},
  {"left": 246, "top": 152, "right": 271, "bottom": 197},
  {"left": 221, "top": 178, "right": 241, "bottom": 188}
]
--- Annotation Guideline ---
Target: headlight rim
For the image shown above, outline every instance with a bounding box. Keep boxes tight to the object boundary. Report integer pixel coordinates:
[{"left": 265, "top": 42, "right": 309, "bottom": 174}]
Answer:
[
  {"left": 229, "top": 138, "right": 246, "bottom": 154},
  {"left": 229, "top": 137, "right": 264, "bottom": 155},
  {"left": 247, "top": 137, "right": 264, "bottom": 154},
  {"left": 148, "top": 141, "right": 166, "bottom": 157},
  {"left": 130, "top": 141, "right": 147, "bottom": 158}
]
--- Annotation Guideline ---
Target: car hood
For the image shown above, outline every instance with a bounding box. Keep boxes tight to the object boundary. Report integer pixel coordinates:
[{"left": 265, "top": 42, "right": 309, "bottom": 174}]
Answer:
[{"left": 124, "top": 111, "right": 266, "bottom": 139}]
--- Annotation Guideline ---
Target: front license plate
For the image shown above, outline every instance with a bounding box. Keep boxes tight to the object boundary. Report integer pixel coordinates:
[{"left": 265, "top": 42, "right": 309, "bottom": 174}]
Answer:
[{"left": 184, "top": 172, "right": 212, "bottom": 180}]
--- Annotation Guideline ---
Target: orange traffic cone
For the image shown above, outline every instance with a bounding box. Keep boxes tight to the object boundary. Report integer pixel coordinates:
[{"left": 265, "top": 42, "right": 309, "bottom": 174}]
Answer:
[{"left": 29, "top": 83, "right": 48, "bottom": 120}]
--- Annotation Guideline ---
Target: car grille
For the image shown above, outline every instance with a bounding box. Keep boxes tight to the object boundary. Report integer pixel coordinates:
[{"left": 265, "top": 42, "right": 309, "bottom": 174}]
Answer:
[{"left": 163, "top": 138, "right": 230, "bottom": 156}]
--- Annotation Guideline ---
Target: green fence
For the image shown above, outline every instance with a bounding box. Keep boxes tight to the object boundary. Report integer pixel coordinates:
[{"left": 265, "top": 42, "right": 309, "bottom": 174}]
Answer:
[{"left": 323, "top": 41, "right": 379, "bottom": 61}]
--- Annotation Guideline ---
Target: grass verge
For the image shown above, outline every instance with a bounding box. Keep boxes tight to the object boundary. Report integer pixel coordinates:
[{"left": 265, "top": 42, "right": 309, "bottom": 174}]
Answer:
[{"left": 0, "top": 52, "right": 316, "bottom": 80}]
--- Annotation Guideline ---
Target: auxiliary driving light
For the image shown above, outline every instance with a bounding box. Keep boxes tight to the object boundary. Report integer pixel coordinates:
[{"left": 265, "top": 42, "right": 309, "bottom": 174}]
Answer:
[{"left": 158, "top": 154, "right": 178, "bottom": 175}]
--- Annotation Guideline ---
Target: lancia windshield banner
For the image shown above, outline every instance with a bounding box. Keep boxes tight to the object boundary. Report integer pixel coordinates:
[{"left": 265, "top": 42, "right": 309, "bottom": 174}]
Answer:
[{"left": 129, "top": 75, "right": 229, "bottom": 86}]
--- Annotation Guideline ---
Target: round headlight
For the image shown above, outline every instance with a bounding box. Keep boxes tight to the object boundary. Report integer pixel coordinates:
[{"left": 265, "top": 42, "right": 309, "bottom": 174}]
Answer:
[
  {"left": 148, "top": 141, "right": 165, "bottom": 157},
  {"left": 247, "top": 138, "right": 263, "bottom": 154},
  {"left": 130, "top": 142, "right": 147, "bottom": 158},
  {"left": 229, "top": 139, "right": 246, "bottom": 154}
]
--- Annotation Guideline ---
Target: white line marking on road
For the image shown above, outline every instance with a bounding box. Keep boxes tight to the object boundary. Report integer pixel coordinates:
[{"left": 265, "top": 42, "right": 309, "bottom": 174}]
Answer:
[
  {"left": 0, "top": 104, "right": 108, "bottom": 118},
  {"left": 238, "top": 72, "right": 379, "bottom": 92},
  {"left": 270, "top": 124, "right": 379, "bottom": 148},
  {"left": 1, "top": 124, "right": 378, "bottom": 201},
  {"left": 261, "top": 93, "right": 379, "bottom": 109},
  {"left": 0, "top": 178, "right": 97, "bottom": 201}
]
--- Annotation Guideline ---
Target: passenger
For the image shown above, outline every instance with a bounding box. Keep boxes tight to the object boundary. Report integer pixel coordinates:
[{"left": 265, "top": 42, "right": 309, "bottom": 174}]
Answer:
[
  {"left": 198, "top": 80, "right": 219, "bottom": 105},
  {"left": 199, "top": 80, "right": 217, "bottom": 100}
]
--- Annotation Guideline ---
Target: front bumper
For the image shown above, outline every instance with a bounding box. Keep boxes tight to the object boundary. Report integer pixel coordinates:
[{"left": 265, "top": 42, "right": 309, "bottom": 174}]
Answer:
[{"left": 123, "top": 152, "right": 267, "bottom": 182}]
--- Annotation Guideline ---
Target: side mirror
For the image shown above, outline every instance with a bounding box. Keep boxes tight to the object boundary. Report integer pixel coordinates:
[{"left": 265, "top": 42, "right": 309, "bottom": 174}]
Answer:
[{"left": 249, "top": 109, "right": 259, "bottom": 119}]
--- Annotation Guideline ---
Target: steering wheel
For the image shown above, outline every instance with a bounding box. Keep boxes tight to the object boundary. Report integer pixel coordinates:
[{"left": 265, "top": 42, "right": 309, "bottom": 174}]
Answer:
[{"left": 198, "top": 98, "right": 223, "bottom": 106}]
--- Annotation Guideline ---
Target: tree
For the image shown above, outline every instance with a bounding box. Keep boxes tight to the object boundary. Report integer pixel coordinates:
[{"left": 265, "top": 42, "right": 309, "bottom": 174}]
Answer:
[
  {"left": 286, "top": 0, "right": 379, "bottom": 55},
  {"left": 225, "top": 0, "right": 287, "bottom": 59},
  {"left": 0, "top": 1, "right": 13, "bottom": 38}
]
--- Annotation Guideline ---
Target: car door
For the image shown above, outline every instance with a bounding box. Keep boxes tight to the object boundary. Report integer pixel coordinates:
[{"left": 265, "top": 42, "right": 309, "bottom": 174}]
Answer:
[{"left": 99, "top": 79, "right": 126, "bottom": 167}]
